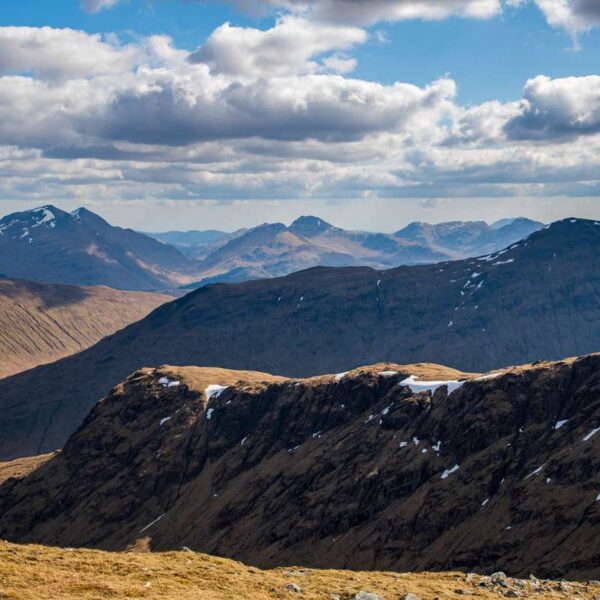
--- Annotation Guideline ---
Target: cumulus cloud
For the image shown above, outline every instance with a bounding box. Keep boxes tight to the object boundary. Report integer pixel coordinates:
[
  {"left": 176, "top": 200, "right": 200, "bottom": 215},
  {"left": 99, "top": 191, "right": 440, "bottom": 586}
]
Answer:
[
  {"left": 89, "top": 75, "right": 456, "bottom": 144},
  {"left": 0, "top": 23, "right": 598, "bottom": 208},
  {"left": 0, "top": 27, "right": 137, "bottom": 81},
  {"left": 189, "top": 17, "right": 366, "bottom": 76},
  {"left": 505, "top": 75, "right": 600, "bottom": 140}
]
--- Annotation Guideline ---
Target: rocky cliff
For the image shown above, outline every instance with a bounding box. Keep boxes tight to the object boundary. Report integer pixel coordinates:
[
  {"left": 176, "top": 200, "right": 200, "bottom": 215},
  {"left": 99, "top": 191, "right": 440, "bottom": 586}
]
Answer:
[{"left": 1, "top": 355, "right": 599, "bottom": 579}]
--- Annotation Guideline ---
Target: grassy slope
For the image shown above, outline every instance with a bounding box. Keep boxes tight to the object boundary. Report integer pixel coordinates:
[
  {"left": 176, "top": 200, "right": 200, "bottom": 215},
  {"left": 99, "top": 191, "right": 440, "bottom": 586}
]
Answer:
[
  {"left": 0, "top": 541, "right": 595, "bottom": 600},
  {"left": 0, "top": 279, "right": 170, "bottom": 379}
]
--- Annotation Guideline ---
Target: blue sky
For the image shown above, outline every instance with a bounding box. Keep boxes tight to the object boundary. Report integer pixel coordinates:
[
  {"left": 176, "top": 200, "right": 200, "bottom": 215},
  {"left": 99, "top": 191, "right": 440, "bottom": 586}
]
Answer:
[{"left": 0, "top": 0, "right": 599, "bottom": 230}]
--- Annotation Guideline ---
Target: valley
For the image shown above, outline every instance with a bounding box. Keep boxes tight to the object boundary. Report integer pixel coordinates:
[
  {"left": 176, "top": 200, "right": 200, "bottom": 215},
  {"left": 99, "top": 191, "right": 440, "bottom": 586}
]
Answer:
[
  {"left": 0, "top": 217, "right": 596, "bottom": 460},
  {"left": 0, "top": 277, "right": 169, "bottom": 378}
]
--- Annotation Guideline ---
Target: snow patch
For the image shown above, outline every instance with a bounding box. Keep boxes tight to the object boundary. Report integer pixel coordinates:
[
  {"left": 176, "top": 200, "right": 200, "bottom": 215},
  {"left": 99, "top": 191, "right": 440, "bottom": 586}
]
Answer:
[
  {"left": 334, "top": 372, "right": 349, "bottom": 382},
  {"left": 205, "top": 384, "right": 228, "bottom": 400},
  {"left": 554, "top": 419, "right": 568, "bottom": 430},
  {"left": 525, "top": 464, "right": 545, "bottom": 479},
  {"left": 139, "top": 513, "right": 165, "bottom": 534},
  {"left": 441, "top": 464, "right": 460, "bottom": 479},
  {"left": 475, "top": 373, "right": 501, "bottom": 382},
  {"left": 159, "top": 416, "right": 171, "bottom": 426},
  {"left": 400, "top": 375, "right": 465, "bottom": 395},
  {"left": 583, "top": 427, "right": 600, "bottom": 441},
  {"left": 206, "top": 408, "right": 214, "bottom": 420},
  {"left": 378, "top": 370, "right": 398, "bottom": 377}
]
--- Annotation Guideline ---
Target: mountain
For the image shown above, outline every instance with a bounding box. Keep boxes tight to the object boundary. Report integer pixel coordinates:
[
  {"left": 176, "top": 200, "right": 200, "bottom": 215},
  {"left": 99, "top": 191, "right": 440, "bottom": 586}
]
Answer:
[
  {"left": 0, "top": 278, "right": 169, "bottom": 379},
  {"left": 0, "top": 218, "right": 596, "bottom": 460},
  {"left": 2, "top": 355, "right": 600, "bottom": 579},
  {"left": 184, "top": 217, "right": 450, "bottom": 287},
  {"left": 394, "top": 217, "right": 543, "bottom": 258},
  {"left": 0, "top": 206, "right": 202, "bottom": 290}
]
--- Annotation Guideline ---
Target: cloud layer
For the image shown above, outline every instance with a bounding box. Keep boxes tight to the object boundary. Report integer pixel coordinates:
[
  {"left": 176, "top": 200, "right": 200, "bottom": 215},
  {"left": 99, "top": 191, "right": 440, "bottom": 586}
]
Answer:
[{"left": 0, "top": 20, "right": 598, "bottom": 208}]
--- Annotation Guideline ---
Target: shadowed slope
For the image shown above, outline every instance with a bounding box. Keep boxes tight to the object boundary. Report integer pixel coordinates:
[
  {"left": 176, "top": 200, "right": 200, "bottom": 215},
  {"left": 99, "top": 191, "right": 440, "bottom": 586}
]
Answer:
[
  {"left": 0, "top": 278, "right": 170, "bottom": 378},
  {"left": 1, "top": 356, "right": 600, "bottom": 578},
  {"left": 0, "top": 218, "right": 599, "bottom": 459}
]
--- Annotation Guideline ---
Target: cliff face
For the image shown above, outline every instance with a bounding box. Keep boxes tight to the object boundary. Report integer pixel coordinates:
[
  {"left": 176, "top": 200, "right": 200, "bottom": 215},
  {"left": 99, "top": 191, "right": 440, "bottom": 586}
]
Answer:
[
  {"left": 1, "top": 356, "right": 599, "bottom": 579},
  {"left": 1, "top": 217, "right": 600, "bottom": 460}
]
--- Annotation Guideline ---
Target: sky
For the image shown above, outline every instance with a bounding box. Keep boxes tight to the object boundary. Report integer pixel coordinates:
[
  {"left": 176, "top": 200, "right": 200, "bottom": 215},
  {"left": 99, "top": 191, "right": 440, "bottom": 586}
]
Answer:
[{"left": 0, "top": 0, "right": 599, "bottom": 231}]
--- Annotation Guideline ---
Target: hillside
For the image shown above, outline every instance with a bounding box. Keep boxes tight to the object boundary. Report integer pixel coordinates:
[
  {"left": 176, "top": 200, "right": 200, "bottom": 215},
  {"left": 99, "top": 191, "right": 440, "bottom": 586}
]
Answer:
[
  {"left": 0, "top": 278, "right": 169, "bottom": 378},
  {"left": 0, "top": 217, "right": 596, "bottom": 460},
  {"left": 0, "top": 206, "right": 202, "bottom": 290},
  {"left": 1, "top": 542, "right": 593, "bottom": 600},
  {"left": 1, "top": 356, "right": 600, "bottom": 579},
  {"left": 184, "top": 216, "right": 542, "bottom": 287}
]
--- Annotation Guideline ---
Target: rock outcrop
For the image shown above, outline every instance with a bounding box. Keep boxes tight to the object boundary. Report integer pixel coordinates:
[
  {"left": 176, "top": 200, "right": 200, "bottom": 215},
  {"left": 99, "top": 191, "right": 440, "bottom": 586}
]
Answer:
[{"left": 1, "top": 355, "right": 599, "bottom": 579}]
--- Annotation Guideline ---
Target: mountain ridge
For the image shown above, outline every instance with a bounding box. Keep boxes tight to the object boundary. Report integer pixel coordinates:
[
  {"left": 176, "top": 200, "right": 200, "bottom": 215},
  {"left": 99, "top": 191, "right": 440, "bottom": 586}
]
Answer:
[{"left": 1, "top": 354, "right": 599, "bottom": 578}]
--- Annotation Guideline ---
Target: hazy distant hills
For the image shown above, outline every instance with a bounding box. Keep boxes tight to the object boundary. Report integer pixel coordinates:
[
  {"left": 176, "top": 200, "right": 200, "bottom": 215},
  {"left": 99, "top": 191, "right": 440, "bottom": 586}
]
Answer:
[
  {"left": 0, "top": 206, "right": 542, "bottom": 291},
  {"left": 0, "top": 206, "right": 201, "bottom": 291},
  {"left": 0, "top": 217, "right": 597, "bottom": 460},
  {"left": 0, "top": 278, "right": 169, "bottom": 379},
  {"left": 170, "top": 215, "right": 544, "bottom": 288}
]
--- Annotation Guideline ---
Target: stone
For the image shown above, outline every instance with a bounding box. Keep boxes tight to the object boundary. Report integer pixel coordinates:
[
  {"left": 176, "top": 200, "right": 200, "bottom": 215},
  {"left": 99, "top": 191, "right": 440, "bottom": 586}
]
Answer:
[
  {"left": 284, "top": 583, "right": 303, "bottom": 593},
  {"left": 491, "top": 572, "right": 508, "bottom": 587},
  {"left": 350, "top": 593, "right": 383, "bottom": 600}
]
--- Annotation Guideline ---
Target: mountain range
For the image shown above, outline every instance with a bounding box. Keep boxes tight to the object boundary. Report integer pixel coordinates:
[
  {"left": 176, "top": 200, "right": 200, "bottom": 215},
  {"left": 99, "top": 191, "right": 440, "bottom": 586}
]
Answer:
[
  {"left": 0, "top": 217, "right": 597, "bottom": 460},
  {"left": 168, "top": 216, "right": 544, "bottom": 287},
  {"left": 0, "top": 205, "right": 543, "bottom": 291},
  {"left": 1, "top": 354, "right": 599, "bottom": 578},
  {"left": 0, "top": 277, "right": 169, "bottom": 379}
]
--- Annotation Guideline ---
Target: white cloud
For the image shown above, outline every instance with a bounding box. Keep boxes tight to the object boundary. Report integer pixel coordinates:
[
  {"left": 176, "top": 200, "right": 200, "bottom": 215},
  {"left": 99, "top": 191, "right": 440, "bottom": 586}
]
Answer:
[
  {"left": 233, "top": 0, "right": 504, "bottom": 25},
  {"left": 0, "top": 24, "right": 598, "bottom": 210},
  {"left": 0, "top": 27, "right": 137, "bottom": 81},
  {"left": 505, "top": 74, "right": 600, "bottom": 139},
  {"left": 189, "top": 16, "right": 367, "bottom": 76},
  {"left": 80, "top": 0, "right": 121, "bottom": 14}
]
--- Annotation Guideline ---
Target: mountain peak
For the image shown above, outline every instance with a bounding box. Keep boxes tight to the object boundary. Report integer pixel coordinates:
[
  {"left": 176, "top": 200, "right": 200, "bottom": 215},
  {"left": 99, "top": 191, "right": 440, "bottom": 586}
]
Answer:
[{"left": 289, "top": 215, "right": 334, "bottom": 236}]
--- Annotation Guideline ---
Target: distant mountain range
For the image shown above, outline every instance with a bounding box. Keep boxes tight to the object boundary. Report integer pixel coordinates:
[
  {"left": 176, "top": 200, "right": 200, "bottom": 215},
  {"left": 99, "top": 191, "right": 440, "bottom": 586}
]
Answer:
[
  {"left": 151, "top": 215, "right": 544, "bottom": 287},
  {"left": 0, "top": 206, "right": 542, "bottom": 291},
  {"left": 2, "top": 355, "right": 600, "bottom": 578},
  {"left": 0, "top": 206, "right": 201, "bottom": 291},
  {"left": 0, "top": 217, "right": 597, "bottom": 460},
  {"left": 0, "top": 278, "right": 169, "bottom": 379}
]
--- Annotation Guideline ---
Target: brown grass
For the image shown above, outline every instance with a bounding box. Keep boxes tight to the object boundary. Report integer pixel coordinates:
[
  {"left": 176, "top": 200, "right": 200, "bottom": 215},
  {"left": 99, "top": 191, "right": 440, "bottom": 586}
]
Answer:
[
  {"left": 0, "top": 279, "right": 170, "bottom": 379},
  {"left": 0, "top": 542, "right": 596, "bottom": 600},
  {"left": 0, "top": 454, "right": 54, "bottom": 484}
]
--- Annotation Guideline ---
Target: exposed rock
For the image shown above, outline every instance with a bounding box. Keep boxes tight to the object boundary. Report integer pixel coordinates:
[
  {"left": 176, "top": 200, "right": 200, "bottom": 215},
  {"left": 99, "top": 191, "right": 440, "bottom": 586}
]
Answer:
[
  {"left": 284, "top": 583, "right": 303, "bottom": 593},
  {"left": 1, "top": 355, "right": 600, "bottom": 579},
  {"left": 350, "top": 593, "right": 382, "bottom": 600}
]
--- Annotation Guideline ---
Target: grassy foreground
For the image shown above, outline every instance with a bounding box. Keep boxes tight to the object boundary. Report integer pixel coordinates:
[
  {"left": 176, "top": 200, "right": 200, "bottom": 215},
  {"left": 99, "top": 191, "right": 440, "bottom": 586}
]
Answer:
[{"left": 0, "top": 541, "right": 598, "bottom": 600}]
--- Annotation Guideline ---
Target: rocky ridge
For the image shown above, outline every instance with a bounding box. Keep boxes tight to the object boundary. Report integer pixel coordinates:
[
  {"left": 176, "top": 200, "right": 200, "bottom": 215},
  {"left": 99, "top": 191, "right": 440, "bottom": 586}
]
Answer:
[{"left": 1, "top": 355, "right": 599, "bottom": 579}]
